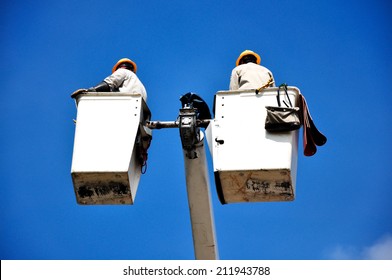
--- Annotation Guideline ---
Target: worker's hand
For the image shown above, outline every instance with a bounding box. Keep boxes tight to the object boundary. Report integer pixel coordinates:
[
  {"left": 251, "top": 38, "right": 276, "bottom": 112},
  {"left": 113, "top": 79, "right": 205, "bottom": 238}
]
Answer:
[{"left": 71, "top": 88, "right": 88, "bottom": 99}]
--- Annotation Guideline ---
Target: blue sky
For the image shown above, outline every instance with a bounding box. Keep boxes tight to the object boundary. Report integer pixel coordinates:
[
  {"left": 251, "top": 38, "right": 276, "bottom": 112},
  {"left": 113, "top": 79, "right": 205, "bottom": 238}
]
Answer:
[{"left": 1, "top": 0, "right": 392, "bottom": 260}]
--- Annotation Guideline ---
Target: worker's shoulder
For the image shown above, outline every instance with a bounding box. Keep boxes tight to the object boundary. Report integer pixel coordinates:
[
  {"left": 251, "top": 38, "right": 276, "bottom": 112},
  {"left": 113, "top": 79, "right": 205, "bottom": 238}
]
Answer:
[
  {"left": 235, "top": 62, "right": 265, "bottom": 70},
  {"left": 249, "top": 63, "right": 269, "bottom": 69},
  {"left": 233, "top": 63, "right": 267, "bottom": 75},
  {"left": 113, "top": 68, "right": 137, "bottom": 77}
]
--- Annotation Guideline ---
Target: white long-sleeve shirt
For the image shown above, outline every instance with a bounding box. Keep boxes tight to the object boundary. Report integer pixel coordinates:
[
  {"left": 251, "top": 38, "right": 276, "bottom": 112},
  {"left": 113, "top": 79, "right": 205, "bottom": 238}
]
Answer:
[
  {"left": 229, "top": 62, "right": 275, "bottom": 90},
  {"left": 104, "top": 68, "right": 147, "bottom": 101}
]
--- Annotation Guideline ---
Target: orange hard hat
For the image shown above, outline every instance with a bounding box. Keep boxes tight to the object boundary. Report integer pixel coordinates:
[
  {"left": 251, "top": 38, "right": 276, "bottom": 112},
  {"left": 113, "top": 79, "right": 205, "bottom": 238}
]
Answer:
[
  {"left": 236, "top": 50, "right": 261, "bottom": 66},
  {"left": 112, "top": 58, "right": 137, "bottom": 73}
]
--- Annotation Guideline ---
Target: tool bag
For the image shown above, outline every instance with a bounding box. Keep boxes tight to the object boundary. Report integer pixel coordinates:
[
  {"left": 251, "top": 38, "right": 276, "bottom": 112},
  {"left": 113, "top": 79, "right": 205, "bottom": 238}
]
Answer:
[{"left": 265, "top": 84, "right": 301, "bottom": 132}]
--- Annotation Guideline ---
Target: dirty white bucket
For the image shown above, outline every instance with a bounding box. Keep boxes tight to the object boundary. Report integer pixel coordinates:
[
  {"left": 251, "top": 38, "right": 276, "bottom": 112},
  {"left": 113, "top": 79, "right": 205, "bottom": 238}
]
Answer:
[
  {"left": 206, "top": 87, "right": 300, "bottom": 204},
  {"left": 70, "top": 93, "right": 151, "bottom": 205}
]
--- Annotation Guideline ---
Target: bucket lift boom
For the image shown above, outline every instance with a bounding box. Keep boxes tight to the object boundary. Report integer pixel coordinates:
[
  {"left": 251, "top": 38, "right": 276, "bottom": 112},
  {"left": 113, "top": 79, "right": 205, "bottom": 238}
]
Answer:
[{"left": 70, "top": 87, "right": 302, "bottom": 260}]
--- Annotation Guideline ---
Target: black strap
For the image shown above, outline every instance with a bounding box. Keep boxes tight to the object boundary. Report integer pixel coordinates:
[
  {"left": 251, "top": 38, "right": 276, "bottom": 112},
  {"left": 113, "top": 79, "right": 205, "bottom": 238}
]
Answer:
[{"left": 277, "top": 83, "right": 293, "bottom": 108}]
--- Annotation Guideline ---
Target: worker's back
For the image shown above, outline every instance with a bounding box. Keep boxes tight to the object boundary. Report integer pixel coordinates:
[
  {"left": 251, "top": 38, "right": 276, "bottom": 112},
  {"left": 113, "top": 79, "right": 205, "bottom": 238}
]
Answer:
[{"left": 229, "top": 62, "right": 274, "bottom": 90}]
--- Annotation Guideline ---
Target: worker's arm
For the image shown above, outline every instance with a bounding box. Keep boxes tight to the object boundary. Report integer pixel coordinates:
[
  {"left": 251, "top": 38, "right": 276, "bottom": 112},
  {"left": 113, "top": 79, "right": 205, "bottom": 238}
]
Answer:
[
  {"left": 104, "top": 68, "right": 128, "bottom": 91},
  {"left": 70, "top": 81, "right": 110, "bottom": 98},
  {"left": 268, "top": 71, "right": 276, "bottom": 87},
  {"left": 229, "top": 69, "right": 239, "bottom": 90}
]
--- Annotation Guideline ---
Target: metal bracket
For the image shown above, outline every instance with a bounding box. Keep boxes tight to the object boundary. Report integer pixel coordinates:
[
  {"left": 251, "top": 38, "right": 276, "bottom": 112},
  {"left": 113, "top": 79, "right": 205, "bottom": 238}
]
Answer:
[{"left": 179, "top": 107, "right": 200, "bottom": 159}]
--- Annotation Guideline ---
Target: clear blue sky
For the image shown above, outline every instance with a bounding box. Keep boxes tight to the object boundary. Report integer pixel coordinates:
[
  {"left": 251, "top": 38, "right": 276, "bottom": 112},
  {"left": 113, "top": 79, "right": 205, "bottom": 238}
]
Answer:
[{"left": 1, "top": 0, "right": 391, "bottom": 260}]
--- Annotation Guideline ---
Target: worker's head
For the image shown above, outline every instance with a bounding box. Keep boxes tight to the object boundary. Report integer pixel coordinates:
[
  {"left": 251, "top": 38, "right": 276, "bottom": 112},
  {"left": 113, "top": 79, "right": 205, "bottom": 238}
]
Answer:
[
  {"left": 112, "top": 58, "right": 137, "bottom": 73},
  {"left": 236, "top": 50, "right": 261, "bottom": 66}
]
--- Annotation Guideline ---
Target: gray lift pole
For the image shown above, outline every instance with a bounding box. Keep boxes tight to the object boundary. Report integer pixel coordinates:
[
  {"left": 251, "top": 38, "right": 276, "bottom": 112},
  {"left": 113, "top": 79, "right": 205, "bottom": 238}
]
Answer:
[
  {"left": 147, "top": 107, "right": 218, "bottom": 260},
  {"left": 179, "top": 107, "right": 218, "bottom": 260}
]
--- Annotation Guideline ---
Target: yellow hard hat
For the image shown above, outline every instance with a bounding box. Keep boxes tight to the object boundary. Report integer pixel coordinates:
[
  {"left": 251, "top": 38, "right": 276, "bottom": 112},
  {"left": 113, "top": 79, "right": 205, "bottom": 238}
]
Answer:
[
  {"left": 236, "top": 50, "right": 261, "bottom": 66},
  {"left": 112, "top": 58, "right": 137, "bottom": 73}
]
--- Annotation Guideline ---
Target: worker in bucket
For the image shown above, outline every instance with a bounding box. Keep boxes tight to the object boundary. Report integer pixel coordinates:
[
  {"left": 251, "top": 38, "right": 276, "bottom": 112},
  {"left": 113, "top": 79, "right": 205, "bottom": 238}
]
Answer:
[
  {"left": 229, "top": 50, "right": 275, "bottom": 91},
  {"left": 71, "top": 58, "right": 147, "bottom": 101}
]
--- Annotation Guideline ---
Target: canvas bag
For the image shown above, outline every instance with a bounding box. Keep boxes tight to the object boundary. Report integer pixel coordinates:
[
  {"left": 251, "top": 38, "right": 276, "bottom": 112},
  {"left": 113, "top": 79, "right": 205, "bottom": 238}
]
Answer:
[{"left": 265, "top": 84, "right": 301, "bottom": 132}]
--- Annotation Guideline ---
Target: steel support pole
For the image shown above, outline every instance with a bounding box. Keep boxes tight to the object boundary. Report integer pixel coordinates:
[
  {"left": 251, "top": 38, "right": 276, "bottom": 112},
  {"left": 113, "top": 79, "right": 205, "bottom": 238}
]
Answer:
[
  {"left": 182, "top": 134, "right": 218, "bottom": 260},
  {"left": 146, "top": 109, "right": 218, "bottom": 259}
]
